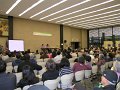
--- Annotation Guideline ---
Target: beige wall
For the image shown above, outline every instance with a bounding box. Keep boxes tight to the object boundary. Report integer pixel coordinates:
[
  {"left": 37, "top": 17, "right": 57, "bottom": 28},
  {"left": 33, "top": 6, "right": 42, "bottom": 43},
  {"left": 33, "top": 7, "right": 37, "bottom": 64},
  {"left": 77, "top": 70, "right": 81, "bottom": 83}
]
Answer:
[
  {"left": 0, "top": 17, "right": 88, "bottom": 51},
  {"left": 13, "top": 18, "right": 60, "bottom": 52},
  {"left": 63, "top": 26, "right": 87, "bottom": 49},
  {"left": 81, "top": 29, "right": 88, "bottom": 48}
]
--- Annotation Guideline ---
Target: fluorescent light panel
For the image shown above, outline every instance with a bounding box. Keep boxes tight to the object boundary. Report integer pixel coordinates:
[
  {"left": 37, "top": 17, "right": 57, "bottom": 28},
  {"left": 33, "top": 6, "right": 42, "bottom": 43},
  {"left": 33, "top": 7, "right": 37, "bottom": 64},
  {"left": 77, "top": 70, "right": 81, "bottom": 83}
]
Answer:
[
  {"left": 33, "top": 32, "right": 52, "bottom": 36},
  {"left": 6, "top": 0, "right": 21, "bottom": 14},
  {"left": 30, "top": 0, "right": 67, "bottom": 18},
  {"left": 55, "top": 3, "right": 120, "bottom": 22},
  {"left": 71, "top": 16, "right": 120, "bottom": 26},
  {"left": 19, "top": 0, "right": 44, "bottom": 16},
  {"left": 63, "top": 8, "right": 120, "bottom": 24},
  {"left": 40, "top": 0, "right": 91, "bottom": 20},
  {"left": 75, "top": 21, "right": 120, "bottom": 28},
  {"left": 69, "top": 13, "right": 120, "bottom": 25},
  {"left": 49, "top": 0, "right": 114, "bottom": 22},
  {"left": 73, "top": 21, "right": 119, "bottom": 27},
  {"left": 76, "top": 19, "right": 120, "bottom": 27}
]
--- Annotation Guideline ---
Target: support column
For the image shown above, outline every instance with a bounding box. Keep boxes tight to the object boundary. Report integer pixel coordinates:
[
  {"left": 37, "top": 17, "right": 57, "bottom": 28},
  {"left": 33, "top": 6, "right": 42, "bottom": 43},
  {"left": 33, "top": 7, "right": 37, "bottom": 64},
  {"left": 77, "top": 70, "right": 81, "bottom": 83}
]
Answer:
[
  {"left": 8, "top": 16, "right": 13, "bottom": 40},
  {"left": 87, "top": 30, "right": 89, "bottom": 49},
  {"left": 60, "top": 24, "right": 63, "bottom": 50}
]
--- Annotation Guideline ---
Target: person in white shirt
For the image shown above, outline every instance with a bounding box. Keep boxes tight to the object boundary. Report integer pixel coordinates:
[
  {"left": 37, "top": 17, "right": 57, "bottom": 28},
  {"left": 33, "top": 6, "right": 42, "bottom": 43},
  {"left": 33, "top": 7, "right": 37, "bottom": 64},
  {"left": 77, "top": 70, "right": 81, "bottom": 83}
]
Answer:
[{"left": 54, "top": 51, "right": 62, "bottom": 64}]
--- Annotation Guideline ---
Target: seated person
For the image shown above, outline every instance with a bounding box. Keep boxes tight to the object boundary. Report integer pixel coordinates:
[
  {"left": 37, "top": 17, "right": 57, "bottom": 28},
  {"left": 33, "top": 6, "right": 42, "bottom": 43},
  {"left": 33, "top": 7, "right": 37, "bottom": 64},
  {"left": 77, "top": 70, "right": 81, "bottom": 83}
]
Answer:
[
  {"left": 59, "top": 58, "right": 73, "bottom": 77},
  {"left": 29, "top": 53, "right": 37, "bottom": 64},
  {"left": 97, "top": 54, "right": 105, "bottom": 69},
  {"left": 17, "top": 65, "right": 39, "bottom": 88},
  {"left": 94, "top": 70, "right": 119, "bottom": 90},
  {"left": 112, "top": 60, "right": 120, "bottom": 82},
  {"left": 85, "top": 55, "right": 92, "bottom": 70},
  {"left": 17, "top": 54, "right": 42, "bottom": 72},
  {"left": 72, "top": 56, "right": 87, "bottom": 73},
  {"left": 0, "top": 60, "right": 16, "bottom": 90},
  {"left": 42, "top": 59, "right": 59, "bottom": 82},
  {"left": 12, "top": 53, "right": 22, "bottom": 67}
]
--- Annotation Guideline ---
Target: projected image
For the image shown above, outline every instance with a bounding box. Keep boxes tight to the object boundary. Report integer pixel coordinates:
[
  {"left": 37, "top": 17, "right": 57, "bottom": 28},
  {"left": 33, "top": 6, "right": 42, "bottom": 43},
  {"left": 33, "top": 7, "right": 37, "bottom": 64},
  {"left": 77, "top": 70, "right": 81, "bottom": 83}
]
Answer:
[{"left": 8, "top": 40, "right": 24, "bottom": 52}]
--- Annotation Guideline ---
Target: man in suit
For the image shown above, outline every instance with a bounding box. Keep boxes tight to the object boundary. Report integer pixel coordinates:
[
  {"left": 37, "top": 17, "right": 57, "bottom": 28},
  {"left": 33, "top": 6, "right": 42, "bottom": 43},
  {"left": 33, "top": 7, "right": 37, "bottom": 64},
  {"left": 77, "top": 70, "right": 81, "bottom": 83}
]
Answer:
[{"left": 0, "top": 59, "right": 16, "bottom": 90}]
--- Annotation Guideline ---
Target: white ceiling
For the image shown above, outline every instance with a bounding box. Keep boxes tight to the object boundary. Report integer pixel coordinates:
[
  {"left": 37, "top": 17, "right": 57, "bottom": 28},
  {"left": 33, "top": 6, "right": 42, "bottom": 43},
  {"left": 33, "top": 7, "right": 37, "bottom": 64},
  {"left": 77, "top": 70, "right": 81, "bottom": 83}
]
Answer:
[{"left": 0, "top": 0, "right": 120, "bottom": 29}]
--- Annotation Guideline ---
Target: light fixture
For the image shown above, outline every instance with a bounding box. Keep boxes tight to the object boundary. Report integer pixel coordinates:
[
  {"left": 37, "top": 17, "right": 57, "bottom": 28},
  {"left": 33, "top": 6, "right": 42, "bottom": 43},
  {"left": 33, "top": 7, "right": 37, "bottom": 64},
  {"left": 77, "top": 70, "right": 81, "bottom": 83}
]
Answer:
[
  {"left": 19, "top": 0, "right": 44, "bottom": 16},
  {"left": 6, "top": 0, "right": 21, "bottom": 14},
  {"left": 54, "top": 3, "right": 120, "bottom": 22},
  {"left": 76, "top": 19, "right": 120, "bottom": 27},
  {"left": 33, "top": 32, "right": 52, "bottom": 36},
  {"left": 71, "top": 16, "right": 120, "bottom": 26},
  {"left": 63, "top": 8, "right": 120, "bottom": 24},
  {"left": 49, "top": 0, "right": 114, "bottom": 22},
  {"left": 69, "top": 13, "right": 120, "bottom": 25},
  {"left": 40, "top": 0, "right": 91, "bottom": 20},
  {"left": 30, "top": 0, "right": 67, "bottom": 18},
  {"left": 75, "top": 21, "right": 120, "bottom": 28}
]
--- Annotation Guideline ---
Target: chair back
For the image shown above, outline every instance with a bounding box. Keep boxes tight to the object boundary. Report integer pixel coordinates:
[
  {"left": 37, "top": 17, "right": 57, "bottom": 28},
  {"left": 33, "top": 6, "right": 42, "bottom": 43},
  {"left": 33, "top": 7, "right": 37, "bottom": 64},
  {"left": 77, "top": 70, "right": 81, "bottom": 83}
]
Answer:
[
  {"left": 44, "top": 77, "right": 60, "bottom": 90},
  {"left": 14, "top": 66, "right": 18, "bottom": 73},
  {"left": 85, "top": 70, "right": 91, "bottom": 78},
  {"left": 61, "top": 73, "right": 74, "bottom": 89},
  {"left": 75, "top": 70, "right": 85, "bottom": 81},
  {"left": 15, "top": 72, "right": 22, "bottom": 83},
  {"left": 105, "top": 62, "right": 109, "bottom": 69},
  {"left": 116, "top": 82, "right": 120, "bottom": 90},
  {"left": 100, "top": 64, "right": 105, "bottom": 73},
  {"left": 92, "top": 65, "right": 98, "bottom": 74},
  {"left": 23, "top": 85, "right": 30, "bottom": 90}
]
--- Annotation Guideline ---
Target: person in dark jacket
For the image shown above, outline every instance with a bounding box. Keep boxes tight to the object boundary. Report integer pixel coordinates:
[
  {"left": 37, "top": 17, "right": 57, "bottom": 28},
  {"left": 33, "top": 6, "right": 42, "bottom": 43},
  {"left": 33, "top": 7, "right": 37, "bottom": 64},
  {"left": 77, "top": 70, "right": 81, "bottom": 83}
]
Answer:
[
  {"left": 0, "top": 60, "right": 16, "bottom": 90},
  {"left": 17, "top": 65, "right": 39, "bottom": 88},
  {"left": 94, "top": 70, "right": 119, "bottom": 90},
  {"left": 42, "top": 59, "right": 59, "bottom": 82},
  {"left": 17, "top": 54, "right": 42, "bottom": 72}
]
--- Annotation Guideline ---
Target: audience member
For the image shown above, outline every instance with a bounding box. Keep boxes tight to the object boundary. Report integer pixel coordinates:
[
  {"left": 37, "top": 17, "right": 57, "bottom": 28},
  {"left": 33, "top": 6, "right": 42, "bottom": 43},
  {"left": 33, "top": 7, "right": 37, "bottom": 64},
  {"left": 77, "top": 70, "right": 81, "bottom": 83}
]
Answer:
[
  {"left": 59, "top": 58, "right": 73, "bottom": 77},
  {"left": 12, "top": 53, "right": 22, "bottom": 67},
  {"left": 54, "top": 51, "right": 62, "bottom": 64},
  {"left": 17, "top": 65, "right": 39, "bottom": 88},
  {"left": 0, "top": 60, "right": 16, "bottom": 90},
  {"left": 94, "top": 70, "right": 119, "bottom": 90},
  {"left": 85, "top": 55, "right": 92, "bottom": 70},
  {"left": 42, "top": 59, "right": 59, "bottom": 82},
  {"left": 17, "top": 54, "right": 42, "bottom": 72},
  {"left": 72, "top": 56, "right": 87, "bottom": 73}
]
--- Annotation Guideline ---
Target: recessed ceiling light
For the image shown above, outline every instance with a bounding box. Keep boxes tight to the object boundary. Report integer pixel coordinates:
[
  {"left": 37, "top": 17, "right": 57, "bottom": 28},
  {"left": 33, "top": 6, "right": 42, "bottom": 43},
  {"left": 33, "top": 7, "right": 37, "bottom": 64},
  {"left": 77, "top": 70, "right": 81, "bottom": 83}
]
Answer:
[
  {"left": 6, "top": 0, "right": 21, "bottom": 14},
  {"left": 19, "top": 0, "right": 44, "bottom": 16},
  {"left": 40, "top": 0, "right": 91, "bottom": 20},
  {"left": 49, "top": 0, "right": 114, "bottom": 22},
  {"left": 63, "top": 8, "right": 120, "bottom": 24},
  {"left": 30, "top": 0, "right": 68, "bottom": 18}
]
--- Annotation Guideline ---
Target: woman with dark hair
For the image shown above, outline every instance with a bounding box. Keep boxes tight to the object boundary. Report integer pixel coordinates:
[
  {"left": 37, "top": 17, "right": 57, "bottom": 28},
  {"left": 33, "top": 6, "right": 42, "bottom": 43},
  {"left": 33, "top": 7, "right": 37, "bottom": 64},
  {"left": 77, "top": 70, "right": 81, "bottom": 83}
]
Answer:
[
  {"left": 42, "top": 59, "right": 59, "bottom": 82},
  {"left": 17, "top": 65, "right": 39, "bottom": 88},
  {"left": 59, "top": 58, "right": 73, "bottom": 77}
]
